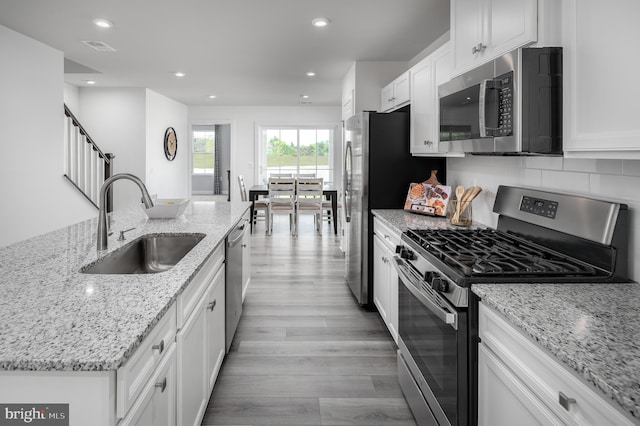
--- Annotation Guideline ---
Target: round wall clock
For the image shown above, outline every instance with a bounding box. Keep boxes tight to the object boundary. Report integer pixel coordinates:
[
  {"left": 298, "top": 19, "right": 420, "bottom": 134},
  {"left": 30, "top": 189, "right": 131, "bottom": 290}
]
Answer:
[{"left": 164, "top": 127, "right": 177, "bottom": 161}]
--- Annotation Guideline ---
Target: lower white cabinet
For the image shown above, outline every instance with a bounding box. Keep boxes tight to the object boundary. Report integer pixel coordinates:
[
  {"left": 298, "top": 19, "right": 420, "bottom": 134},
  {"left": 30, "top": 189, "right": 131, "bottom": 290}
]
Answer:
[
  {"left": 372, "top": 217, "right": 400, "bottom": 343},
  {"left": 177, "top": 252, "right": 225, "bottom": 426},
  {"left": 478, "top": 302, "right": 636, "bottom": 426},
  {"left": 119, "top": 343, "right": 177, "bottom": 426}
]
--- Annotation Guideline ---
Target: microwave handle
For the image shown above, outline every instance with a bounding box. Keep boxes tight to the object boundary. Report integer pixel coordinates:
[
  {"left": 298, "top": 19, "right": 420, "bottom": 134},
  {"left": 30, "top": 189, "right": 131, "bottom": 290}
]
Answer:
[
  {"left": 479, "top": 79, "right": 500, "bottom": 138},
  {"left": 479, "top": 79, "right": 490, "bottom": 138}
]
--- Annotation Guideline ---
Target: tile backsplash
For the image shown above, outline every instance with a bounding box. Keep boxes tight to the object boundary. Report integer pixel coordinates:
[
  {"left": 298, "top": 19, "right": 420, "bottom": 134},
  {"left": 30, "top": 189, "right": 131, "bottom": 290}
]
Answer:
[{"left": 447, "top": 156, "right": 639, "bottom": 281}]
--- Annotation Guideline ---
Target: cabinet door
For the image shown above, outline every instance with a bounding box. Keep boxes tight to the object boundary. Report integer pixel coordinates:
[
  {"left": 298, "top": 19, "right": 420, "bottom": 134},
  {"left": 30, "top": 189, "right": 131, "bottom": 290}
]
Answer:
[
  {"left": 393, "top": 72, "right": 410, "bottom": 106},
  {"left": 451, "top": 0, "right": 484, "bottom": 75},
  {"left": 177, "top": 294, "right": 209, "bottom": 426},
  {"left": 381, "top": 83, "right": 395, "bottom": 112},
  {"left": 373, "top": 235, "right": 390, "bottom": 323},
  {"left": 563, "top": 0, "right": 640, "bottom": 157},
  {"left": 207, "top": 268, "right": 226, "bottom": 391},
  {"left": 120, "top": 344, "right": 177, "bottom": 426},
  {"left": 486, "top": 0, "right": 538, "bottom": 59},
  {"left": 410, "top": 57, "right": 435, "bottom": 155},
  {"left": 478, "top": 343, "right": 564, "bottom": 426}
]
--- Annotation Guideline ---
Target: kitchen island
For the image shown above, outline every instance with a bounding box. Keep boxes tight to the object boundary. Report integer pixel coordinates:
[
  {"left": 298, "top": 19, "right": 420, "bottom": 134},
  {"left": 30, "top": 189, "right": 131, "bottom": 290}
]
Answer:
[{"left": 0, "top": 199, "right": 250, "bottom": 425}]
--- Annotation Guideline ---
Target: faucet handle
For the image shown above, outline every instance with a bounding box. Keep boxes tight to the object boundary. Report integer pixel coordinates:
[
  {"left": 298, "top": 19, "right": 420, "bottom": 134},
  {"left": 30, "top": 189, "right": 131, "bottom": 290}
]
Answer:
[{"left": 118, "top": 227, "right": 136, "bottom": 241}]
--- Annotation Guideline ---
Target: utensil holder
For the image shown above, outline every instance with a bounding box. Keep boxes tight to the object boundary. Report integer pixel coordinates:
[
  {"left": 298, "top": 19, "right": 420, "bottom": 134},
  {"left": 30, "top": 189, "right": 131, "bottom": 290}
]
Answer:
[{"left": 448, "top": 200, "right": 472, "bottom": 226}]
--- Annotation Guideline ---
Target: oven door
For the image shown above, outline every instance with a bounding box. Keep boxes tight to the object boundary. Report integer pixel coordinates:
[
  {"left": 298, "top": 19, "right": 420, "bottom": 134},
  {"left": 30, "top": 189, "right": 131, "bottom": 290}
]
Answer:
[{"left": 394, "top": 257, "right": 468, "bottom": 426}]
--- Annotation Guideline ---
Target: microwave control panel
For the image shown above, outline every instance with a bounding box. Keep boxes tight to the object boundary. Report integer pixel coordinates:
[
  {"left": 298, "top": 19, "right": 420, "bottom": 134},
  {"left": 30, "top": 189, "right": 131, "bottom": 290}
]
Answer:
[
  {"left": 497, "top": 73, "right": 513, "bottom": 136},
  {"left": 520, "top": 196, "right": 558, "bottom": 219}
]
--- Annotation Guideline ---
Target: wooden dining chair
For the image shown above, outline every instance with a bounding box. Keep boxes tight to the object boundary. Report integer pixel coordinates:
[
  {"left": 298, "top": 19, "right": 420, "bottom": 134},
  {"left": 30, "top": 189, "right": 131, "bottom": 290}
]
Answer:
[
  {"left": 238, "top": 175, "right": 269, "bottom": 229},
  {"left": 296, "top": 177, "right": 324, "bottom": 235},
  {"left": 267, "top": 177, "right": 297, "bottom": 235}
]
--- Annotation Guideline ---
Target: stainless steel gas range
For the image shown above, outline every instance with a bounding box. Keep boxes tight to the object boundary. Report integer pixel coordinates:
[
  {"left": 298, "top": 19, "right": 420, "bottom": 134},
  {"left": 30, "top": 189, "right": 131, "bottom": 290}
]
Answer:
[{"left": 393, "top": 185, "right": 630, "bottom": 426}]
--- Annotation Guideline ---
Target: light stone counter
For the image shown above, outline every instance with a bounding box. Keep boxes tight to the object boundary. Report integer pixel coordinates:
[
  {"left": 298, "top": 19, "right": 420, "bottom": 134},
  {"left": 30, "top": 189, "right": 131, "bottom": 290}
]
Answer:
[
  {"left": 473, "top": 283, "right": 640, "bottom": 420},
  {"left": 372, "top": 208, "right": 485, "bottom": 234},
  {"left": 0, "top": 200, "right": 250, "bottom": 371}
]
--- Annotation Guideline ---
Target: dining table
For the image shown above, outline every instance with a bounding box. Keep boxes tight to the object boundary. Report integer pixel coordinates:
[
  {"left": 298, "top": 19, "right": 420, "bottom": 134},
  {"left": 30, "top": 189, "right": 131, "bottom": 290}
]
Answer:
[{"left": 248, "top": 184, "right": 339, "bottom": 234}]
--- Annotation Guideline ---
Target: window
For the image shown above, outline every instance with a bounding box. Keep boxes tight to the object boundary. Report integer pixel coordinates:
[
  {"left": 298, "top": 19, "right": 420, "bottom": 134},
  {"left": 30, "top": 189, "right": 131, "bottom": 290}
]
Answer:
[
  {"left": 192, "top": 125, "right": 215, "bottom": 174},
  {"left": 258, "top": 125, "right": 338, "bottom": 185}
]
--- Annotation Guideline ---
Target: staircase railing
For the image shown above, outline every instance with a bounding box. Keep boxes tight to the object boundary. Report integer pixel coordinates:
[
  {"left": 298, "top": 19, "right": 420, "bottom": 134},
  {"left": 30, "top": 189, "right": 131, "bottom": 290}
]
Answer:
[{"left": 63, "top": 104, "right": 114, "bottom": 210}]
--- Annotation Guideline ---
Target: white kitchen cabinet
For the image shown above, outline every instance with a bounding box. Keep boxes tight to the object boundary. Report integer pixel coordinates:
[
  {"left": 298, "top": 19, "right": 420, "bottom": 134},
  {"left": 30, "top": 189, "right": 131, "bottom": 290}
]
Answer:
[
  {"left": 372, "top": 217, "right": 400, "bottom": 343},
  {"left": 119, "top": 343, "right": 177, "bottom": 426},
  {"left": 478, "top": 302, "right": 636, "bottom": 426},
  {"left": 341, "top": 61, "right": 407, "bottom": 119},
  {"left": 177, "top": 243, "right": 226, "bottom": 426},
  {"left": 451, "top": 0, "right": 538, "bottom": 76},
  {"left": 409, "top": 42, "right": 464, "bottom": 157},
  {"left": 206, "top": 266, "right": 226, "bottom": 391},
  {"left": 381, "top": 71, "right": 410, "bottom": 112},
  {"left": 562, "top": 0, "right": 640, "bottom": 159}
]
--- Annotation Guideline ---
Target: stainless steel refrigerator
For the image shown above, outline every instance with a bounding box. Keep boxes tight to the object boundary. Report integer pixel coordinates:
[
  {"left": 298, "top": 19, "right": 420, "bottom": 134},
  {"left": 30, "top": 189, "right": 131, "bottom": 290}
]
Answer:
[{"left": 343, "top": 111, "right": 446, "bottom": 307}]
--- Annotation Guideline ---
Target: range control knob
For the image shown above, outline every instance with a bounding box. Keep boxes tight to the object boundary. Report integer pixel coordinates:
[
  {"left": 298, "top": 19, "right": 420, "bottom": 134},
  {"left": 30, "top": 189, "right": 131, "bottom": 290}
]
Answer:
[
  {"left": 395, "top": 246, "right": 416, "bottom": 260},
  {"left": 431, "top": 276, "right": 449, "bottom": 292}
]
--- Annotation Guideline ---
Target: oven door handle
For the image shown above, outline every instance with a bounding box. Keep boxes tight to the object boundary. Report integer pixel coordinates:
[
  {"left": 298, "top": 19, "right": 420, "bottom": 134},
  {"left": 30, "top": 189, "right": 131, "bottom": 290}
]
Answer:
[{"left": 393, "top": 256, "right": 458, "bottom": 330}]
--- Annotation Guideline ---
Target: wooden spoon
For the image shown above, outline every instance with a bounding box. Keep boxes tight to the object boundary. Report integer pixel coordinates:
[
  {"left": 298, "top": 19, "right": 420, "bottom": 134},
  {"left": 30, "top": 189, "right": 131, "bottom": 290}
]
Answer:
[{"left": 452, "top": 185, "right": 465, "bottom": 222}]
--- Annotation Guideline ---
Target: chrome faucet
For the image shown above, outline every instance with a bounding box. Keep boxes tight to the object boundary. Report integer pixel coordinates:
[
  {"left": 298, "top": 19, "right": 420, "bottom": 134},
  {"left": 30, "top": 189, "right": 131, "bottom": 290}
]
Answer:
[{"left": 97, "top": 173, "right": 154, "bottom": 251}]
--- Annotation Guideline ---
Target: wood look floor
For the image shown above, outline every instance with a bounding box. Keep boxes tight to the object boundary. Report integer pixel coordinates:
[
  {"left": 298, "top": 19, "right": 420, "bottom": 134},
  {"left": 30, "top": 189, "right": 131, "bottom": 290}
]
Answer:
[{"left": 201, "top": 215, "right": 417, "bottom": 426}]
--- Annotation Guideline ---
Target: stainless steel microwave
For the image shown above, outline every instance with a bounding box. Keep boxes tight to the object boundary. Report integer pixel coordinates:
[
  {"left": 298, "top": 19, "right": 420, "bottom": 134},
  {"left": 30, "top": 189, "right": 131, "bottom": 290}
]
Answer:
[{"left": 438, "top": 47, "right": 562, "bottom": 155}]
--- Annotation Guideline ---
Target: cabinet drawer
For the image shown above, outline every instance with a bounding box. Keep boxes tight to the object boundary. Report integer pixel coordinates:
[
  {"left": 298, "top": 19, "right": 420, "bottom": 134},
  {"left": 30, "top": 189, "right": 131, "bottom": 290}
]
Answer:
[
  {"left": 177, "top": 243, "right": 224, "bottom": 328},
  {"left": 373, "top": 218, "right": 402, "bottom": 250},
  {"left": 117, "top": 303, "right": 177, "bottom": 418},
  {"left": 119, "top": 342, "right": 176, "bottom": 426},
  {"left": 479, "top": 303, "right": 635, "bottom": 426}
]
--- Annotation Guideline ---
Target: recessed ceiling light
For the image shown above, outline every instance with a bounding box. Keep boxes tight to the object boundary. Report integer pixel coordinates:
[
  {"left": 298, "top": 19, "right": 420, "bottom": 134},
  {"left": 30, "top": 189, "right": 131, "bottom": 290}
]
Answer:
[
  {"left": 306, "top": 72, "right": 316, "bottom": 77},
  {"left": 85, "top": 80, "right": 96, "bottom": 85},
  {"left": 174, "top": 72, "right": 185, "bottom": 77},
  {"left": 301, "top": 94, "right": 310, "bottom": 99},
  {"left": 312, "top": 18, "right": 330, "bottom": 28},
  {"left": 93, "top": 18, "right": 114, "bottom": 29},
  {"left": 208, "top": 95, "right": 217, "bottom": 99}
]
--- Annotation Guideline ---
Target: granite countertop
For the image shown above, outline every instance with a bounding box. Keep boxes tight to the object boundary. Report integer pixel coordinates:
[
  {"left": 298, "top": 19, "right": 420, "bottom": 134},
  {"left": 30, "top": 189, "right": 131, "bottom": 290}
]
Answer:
[
  {"left": 473, "top": 283, "right": 640, "bottom": 420},
  {"left": 372, "top": 208, "right": 485, "bottom": 233},
  {"left": 0, "top": 200, "right": 250, "bottom": 372}
]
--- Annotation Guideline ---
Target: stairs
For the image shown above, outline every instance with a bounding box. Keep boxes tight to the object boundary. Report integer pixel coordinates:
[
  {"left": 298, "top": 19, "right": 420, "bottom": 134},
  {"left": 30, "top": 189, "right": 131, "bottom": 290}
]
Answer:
[{"left": 63, "top": 104, "right": 114, "bottom": 210}]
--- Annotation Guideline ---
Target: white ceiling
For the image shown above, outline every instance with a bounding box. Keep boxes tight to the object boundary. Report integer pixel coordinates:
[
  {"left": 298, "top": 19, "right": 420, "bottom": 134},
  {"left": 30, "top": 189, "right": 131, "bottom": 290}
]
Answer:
[{"left": 0, "top": 0, "right": 450, "bottom": 107}]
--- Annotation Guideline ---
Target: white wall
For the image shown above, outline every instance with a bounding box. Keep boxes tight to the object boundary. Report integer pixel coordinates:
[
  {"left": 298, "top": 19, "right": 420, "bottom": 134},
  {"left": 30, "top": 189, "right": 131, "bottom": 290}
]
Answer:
[
  {"left": 145, "top": 89, "right": 189, "bottom": 199},
  {"left": 447, "top": 156, "right": 640, "bottom": 281},
  {"left": 64, "top": 83, "right": 80, "bottom": 113},
  {"left": 0, "top": 25, "right": 96, "bottom": 248},
  {"left": 78, "top": 88, "right": 146, "bottom": 209},
  {"left": 188, "top": 105, "right": 342, "bottom": 198}
]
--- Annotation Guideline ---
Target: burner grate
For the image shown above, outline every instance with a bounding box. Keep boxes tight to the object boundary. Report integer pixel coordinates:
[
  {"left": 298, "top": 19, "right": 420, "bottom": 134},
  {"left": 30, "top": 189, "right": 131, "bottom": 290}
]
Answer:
[{"left": 406, "top": 228, "right": 600, "bottom": 278}]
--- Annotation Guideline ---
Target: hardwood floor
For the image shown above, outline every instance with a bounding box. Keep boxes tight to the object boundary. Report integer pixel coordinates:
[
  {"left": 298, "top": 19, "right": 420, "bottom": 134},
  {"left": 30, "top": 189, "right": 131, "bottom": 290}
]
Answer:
[{"left": 201, "top": 215, "right": 416, "bottom": 426}]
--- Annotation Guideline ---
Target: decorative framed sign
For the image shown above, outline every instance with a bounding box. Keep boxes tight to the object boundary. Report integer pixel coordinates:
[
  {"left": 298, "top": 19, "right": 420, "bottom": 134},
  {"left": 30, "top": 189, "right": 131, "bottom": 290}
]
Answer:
[{"left": 164, "top": 127, "right": 177, "bottom": 161}]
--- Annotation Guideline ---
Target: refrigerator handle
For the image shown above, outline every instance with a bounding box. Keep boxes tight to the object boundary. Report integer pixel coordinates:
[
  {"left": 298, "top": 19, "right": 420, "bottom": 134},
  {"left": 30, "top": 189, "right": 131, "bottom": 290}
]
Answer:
[{"left": 344, "top": 141, "right": 352, "bottom": 223}]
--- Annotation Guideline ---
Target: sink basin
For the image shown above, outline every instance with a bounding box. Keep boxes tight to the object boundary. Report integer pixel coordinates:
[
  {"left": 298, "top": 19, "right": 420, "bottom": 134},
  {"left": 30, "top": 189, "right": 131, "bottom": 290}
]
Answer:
[{"left": 81, "top": 233, "right": 205, "bottom": 274}]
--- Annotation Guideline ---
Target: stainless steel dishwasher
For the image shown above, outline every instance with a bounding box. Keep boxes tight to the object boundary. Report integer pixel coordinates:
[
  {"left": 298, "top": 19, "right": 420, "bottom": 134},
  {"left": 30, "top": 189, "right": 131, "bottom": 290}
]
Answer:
[{"left": 225, "top": 216, "right": 248, "bottom": 352}]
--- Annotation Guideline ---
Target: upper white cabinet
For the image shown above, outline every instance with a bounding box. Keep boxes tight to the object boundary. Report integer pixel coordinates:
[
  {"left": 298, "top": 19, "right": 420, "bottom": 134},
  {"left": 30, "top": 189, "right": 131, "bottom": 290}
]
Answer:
[
  {"left": 409, "top": 42, "right": 464, "bottom": 157},
  {"left": 381, "top": 71, "right": 410, "bottom": 112},
  {"left": 562, "top": 0, "right": 640, "bottom": 158},
  {"left": 451, "top": 0, "right": 538, "bottom": 76},
  {"left": 341, "top": 61, "right": 408, "bottom": 119}
]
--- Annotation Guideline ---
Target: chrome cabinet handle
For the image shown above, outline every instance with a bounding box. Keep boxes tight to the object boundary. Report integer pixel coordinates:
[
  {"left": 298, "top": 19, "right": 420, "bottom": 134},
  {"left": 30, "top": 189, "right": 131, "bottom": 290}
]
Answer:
[
  {"left": 155, "top": 377, "right": 167, "bottom": 393},
  {"left": 472, "top": 43, "right": 486, "bottom": 54},
  {"left": 207, "top": 299, "right": 217, "bottom": 311},
  {"left": 152, "top": 339, "right": 164, "bottom": 354},
  {"left": 559, "top": 391, "right": 576, "bottom": 411}
]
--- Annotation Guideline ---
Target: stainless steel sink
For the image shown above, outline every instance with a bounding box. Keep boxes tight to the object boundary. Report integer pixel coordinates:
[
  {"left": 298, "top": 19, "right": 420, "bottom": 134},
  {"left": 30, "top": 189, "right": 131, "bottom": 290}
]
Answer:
[{"left": 81, "top": 233, "right": 205, "bottom": 274}]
